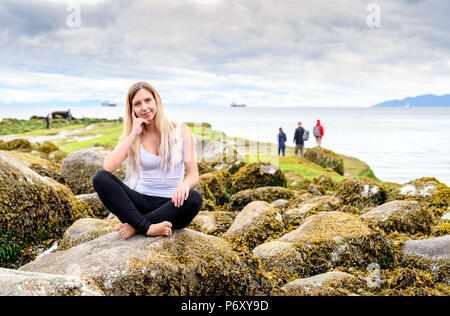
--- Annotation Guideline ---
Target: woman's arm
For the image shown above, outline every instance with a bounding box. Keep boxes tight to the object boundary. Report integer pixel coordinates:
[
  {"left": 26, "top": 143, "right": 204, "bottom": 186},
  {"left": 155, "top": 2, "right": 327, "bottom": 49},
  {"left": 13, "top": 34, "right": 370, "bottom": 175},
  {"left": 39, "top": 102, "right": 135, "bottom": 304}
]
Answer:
[
  {"left": 103, "top": 113, "right": 150, "bottom": 172},
  {"left": 181, "top": 122, "right": 199, "bottom": 188},
  {"left": 172, "top": 123, "right": 199, "bottom": 207},
  {"left": 103, "top": 133, "right": 137, "bottom": 172}
]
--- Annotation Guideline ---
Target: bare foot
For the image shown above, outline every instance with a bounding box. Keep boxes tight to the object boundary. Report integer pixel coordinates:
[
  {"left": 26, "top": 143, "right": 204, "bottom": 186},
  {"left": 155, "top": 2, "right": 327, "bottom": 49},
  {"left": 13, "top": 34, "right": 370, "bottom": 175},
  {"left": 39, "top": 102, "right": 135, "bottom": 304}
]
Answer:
[
  {"left": 117, "top": 223, "right": 137, "bottom": 240},
  {"left": 146, "top": 221, "right": 172, "bottom": 237}
]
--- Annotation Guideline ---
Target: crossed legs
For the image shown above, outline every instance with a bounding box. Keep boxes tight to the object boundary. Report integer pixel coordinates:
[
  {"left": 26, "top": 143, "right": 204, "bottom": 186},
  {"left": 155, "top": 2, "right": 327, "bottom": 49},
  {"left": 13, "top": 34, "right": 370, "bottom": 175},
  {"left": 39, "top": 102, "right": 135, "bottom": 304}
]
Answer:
[{"left": 93, "top": 170, "right": 202, "bottom": 239}]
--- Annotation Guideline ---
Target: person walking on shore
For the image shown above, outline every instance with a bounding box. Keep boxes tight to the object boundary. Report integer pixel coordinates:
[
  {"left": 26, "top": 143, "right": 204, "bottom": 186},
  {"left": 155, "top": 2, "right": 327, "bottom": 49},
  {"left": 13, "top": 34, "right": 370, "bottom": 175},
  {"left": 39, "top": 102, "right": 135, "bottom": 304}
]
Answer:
[
  {"left": 66, "top": 109, "right": 72, "bottom": 126},
  {"left": 45, "top": 113, "right": 51, "bottom": 129},
  {"left": 293, "top": 122, "right": 305, "bottom": 157},
  {"left": 93, "top": 81, "right": 202, "bottom": 240},
  {"left": 278, "top": 127, "right": 287, "bottom": 157},
  {"left": 313, "top": 120, "right": 324, "bottom": 147}
]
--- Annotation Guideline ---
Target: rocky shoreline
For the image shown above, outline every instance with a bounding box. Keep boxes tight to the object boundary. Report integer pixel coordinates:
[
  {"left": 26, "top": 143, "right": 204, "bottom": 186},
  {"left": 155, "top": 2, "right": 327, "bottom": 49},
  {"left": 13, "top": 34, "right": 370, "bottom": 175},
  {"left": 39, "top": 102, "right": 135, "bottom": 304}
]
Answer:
[{"left": 0, "top": 121, "right": 449, "bottom": 296}]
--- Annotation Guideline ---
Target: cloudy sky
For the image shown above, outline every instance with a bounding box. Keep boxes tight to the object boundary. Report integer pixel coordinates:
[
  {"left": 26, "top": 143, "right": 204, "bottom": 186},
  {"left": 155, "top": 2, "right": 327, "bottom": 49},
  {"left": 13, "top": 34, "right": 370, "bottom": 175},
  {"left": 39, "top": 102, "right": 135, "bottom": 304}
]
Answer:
[{"left": 1, "top": 0, "right": 449, "bottom": 107}]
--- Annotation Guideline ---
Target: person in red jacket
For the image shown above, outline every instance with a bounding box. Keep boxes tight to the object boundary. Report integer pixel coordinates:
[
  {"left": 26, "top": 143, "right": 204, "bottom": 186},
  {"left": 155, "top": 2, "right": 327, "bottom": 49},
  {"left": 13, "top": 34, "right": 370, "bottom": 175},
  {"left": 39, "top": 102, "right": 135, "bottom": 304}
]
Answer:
[{"left": 313, "top": 120, "right": 324, "bottom": 147}]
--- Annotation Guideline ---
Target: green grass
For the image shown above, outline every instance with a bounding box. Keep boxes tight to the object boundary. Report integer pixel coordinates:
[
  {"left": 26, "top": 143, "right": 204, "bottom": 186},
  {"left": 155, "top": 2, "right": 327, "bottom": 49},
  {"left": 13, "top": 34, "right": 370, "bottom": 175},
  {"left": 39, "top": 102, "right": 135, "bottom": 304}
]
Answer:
[
  {"left": 4, "top": 119, "right": 380, "bottom": 183},
  {"left": 187, "top": 122, "right": 380, "bottom": 183},
  {"left": 59, "top": 123, "right": 123, "bottom": 152},
  {"left": 1, "top": 118, "right": 117, "bottom": 136},
  {"left": 341, "top": 154, "right": 382, "bottom": 182},
  {"left": 0, "top": 118, "right": 67, "bottom": 135}
]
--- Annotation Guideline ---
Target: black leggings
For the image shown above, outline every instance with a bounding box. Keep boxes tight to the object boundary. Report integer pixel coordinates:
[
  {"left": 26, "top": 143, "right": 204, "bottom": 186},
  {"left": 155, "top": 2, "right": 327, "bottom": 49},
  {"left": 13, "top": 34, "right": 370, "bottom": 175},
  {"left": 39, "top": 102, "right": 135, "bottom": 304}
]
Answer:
[{"left": 92, "top": 170, "right": 202, "bottom": 234}]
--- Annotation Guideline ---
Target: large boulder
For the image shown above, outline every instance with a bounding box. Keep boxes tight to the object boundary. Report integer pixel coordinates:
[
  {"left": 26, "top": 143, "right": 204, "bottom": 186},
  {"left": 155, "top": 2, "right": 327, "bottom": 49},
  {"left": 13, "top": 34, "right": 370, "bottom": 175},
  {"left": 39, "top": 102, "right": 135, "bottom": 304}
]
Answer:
[
  {"left": 0, "top": 268, "right": 102, "bottom": 296},
  {"left": 230, "top": 162, "right": 287, "bottom": 194},
  {"left": 286, "top": 192, "right": 316, "bottom": 209},
  {"left": 196, "top": 139, "right": 245, "bottom": 175},
  {"left": 193, "top": 171, "right": 232, "bottom": 206},
  {"left": 188, "top": 211, "right": 235, "bottom": 236},
  {"left": 361, "top": 200, "right": 433, "bottom": 234},
  {"left": 284, "top": 169, "right": 311, "bottom": 190},
  {"left": 312, "top": 174, "right": 337, "bottom": 192},
  {"left": 253, "top": 212, "right": 395, "bottom": 280},
  {"left": 0, "top": 138, "right": 34, "bottom": 152},
  {"left": 61, "top": 148, "right": 105, "bottom": 195},
  {"left": 4, "top": 150, "right": 64, "bottom": 184},
  {"left": 402, "top": 236, "right": 450, "bottom": 285},
  {"left": 403, "top": 235, "right": 450, "bottom": 261},
  {"left": 304, "top": 147, "right": 344, "bottom": 176},
  {"left": 20, "top": 229, "right": 276, "bottom": 296},
  {"left": 0, "top": 151, "right": 93, "bottom": 268},
  {"left": 224, "top": 201, "right": 285, "bottom": 250},
  {"left": 388, "top": 177, "right": 447, "bottom": 203},
  {"left": 335, "top": 178, "right": 386, "bottom": 210},
  {"left": 284, "top": 196, "right": 342, "bottom": 226},
  {"left": 57, "top": 217, "right": 120, "bottom": 251},
  {"left": 282, "top": 271, "right": 364, "bottom": 296},
  {"left": 75, "top": 193, "right": 109, "bottom": 218},
  {"left": 229, "top": 187, "right": 296, "bottom": 211}
]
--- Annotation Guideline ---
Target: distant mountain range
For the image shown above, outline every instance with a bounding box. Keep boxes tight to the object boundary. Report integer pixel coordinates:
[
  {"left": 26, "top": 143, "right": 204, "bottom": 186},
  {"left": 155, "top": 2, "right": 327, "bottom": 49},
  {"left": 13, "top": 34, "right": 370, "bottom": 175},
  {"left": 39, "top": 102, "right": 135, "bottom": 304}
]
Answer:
[{"left": 372, "top": 94, "right": 450, "bottom": 108}]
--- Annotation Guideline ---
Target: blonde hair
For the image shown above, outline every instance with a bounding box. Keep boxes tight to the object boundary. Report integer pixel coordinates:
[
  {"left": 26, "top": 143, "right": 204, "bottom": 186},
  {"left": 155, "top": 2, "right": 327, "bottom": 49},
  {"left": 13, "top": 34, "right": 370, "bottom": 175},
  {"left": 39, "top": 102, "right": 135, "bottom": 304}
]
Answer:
[{"left": 123, "top": 82, "right": 183, "bottom": 189}]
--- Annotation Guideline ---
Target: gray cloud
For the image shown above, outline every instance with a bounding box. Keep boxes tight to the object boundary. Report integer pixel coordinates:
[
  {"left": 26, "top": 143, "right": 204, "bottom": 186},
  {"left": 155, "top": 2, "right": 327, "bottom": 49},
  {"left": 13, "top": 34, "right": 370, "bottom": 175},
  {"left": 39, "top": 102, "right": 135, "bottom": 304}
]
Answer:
[
  {"left": 1, "top": 0, "right": 449, "bottom": 107},
  {"left": 0, "top": 0, "right": 65, "bottom": 37}
]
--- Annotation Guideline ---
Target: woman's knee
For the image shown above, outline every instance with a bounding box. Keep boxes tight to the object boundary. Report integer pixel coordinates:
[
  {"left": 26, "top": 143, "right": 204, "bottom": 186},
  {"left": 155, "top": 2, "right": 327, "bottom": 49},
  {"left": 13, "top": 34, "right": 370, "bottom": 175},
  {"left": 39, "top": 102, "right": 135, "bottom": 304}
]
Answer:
[
  {"left": 186, "top": 189, "right": 202, "bottom": 211},
  {"left": 92, "top": 170, "right": 113, "bottom": 191}
]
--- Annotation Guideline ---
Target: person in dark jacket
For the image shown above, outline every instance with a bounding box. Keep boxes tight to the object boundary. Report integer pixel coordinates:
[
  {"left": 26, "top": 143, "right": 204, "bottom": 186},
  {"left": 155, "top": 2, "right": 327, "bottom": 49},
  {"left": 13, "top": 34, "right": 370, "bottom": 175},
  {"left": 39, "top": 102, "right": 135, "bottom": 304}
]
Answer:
[
  {"left": 66, "top": 109, "right": 73, "bottom": 126},
  {"left": 293, "top": 122, "right": 305, "bottom": 156},
  {"left": 278, "top": 127, "right": 287, "bottom": 157},
  {"left": 45, "top": 113, "right": 51, "bottom": 129}
]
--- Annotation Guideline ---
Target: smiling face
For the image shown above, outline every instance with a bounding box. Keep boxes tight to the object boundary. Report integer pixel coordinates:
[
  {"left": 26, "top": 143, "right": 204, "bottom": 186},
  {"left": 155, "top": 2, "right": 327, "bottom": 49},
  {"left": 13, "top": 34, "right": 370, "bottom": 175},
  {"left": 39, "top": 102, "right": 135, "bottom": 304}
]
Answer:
[{"left": 131, "top": 88, "right": 157, "bottom": 122}]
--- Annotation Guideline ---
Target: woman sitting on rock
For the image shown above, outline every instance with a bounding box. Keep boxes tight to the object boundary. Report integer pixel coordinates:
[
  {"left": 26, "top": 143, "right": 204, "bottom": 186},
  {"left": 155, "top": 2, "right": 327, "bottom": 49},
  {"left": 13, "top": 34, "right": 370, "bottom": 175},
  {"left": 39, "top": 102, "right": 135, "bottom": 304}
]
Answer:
[{"left": 93, "top": 82, "right": 202, "bottom": 240}]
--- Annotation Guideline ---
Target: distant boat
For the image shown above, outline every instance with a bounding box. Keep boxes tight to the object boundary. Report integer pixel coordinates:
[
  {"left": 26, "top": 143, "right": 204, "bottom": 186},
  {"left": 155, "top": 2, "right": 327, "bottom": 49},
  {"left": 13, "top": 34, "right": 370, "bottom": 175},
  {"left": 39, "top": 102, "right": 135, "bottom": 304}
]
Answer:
[
  {"left": 405, "top": 103, "right": 411, "bottom": 110},
  {"left": 102, "top": 101, "right": 117, "bottom": 107},
  {"left": 230, "top": 102, "right": 246, "bottom": 107}
]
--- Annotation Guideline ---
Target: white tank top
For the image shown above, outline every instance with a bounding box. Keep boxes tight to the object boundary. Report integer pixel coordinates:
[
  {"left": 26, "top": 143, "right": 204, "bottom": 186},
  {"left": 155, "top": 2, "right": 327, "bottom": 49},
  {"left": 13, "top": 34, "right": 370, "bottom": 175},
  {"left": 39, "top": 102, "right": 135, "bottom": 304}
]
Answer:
[{"left": 135, "top": 122, "right": 185, "bottom": 198}]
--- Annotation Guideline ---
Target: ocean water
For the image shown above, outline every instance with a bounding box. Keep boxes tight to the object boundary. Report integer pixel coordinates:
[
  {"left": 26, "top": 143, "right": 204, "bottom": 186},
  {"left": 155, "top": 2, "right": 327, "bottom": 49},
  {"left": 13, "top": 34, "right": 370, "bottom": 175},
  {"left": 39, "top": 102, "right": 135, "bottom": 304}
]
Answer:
[{"left": 1, "top": 105, "right": 449, "bottom": 186}]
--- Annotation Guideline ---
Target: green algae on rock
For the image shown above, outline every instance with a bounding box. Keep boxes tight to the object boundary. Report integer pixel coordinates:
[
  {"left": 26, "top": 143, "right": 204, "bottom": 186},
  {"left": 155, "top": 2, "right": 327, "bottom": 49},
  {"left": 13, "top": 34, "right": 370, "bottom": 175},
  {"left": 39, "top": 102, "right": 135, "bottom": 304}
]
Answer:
[
  {"left": 361, "top": 200, "right": 434, "bottom": 235},
  {"left": 57, "top": 217, "right": 120, "bottom": 251},
  {"left": 193, "top": 170, "right": 232, "bottom": 206},
  {"left": 379, "top": 267, "right": 449, "bottom": 296},
  {"left": 61, "top": 148, "right": 125, "bottom": 195},
  {"left": 229, "top": 186, "right": 296, "bottom": 211},
  {"left": 0, "top": 138, "right": 35, "bottom": 152},
  {"left": 388, "top": 177, "right": 447, "bottom": 203},
  {"left": 4, "top": 150, "right": 65, "bottom": 184},
  {"left": 335, "top": 177, "right": 386, "bottom": 210},
  {"left": 401, "top": 235, "right": 449, "bottom": 286},
  {"left": 61, "top": 149, "right": 105, "bottom": 195},
  {"left": 230, "top": 162, "right": 287, "bottom": 194},
  {"left": 283, "top": 169, "right": 311, "bottom": 190},
  {"left": 75, "top": 193, "right": 109, "bottom": 218},
  {"left": 253, "top": 212, "right": 398, "bottom": 282},
  {"left": 283, "top": 195, "right": 342, "bottom": 227},
  {"left": 224, "top": 201, "right": 286, "bottom": 250},
  {"left": 188, "top": 210, "right": 235, "bottom": 236},
  {"left": 35, "top": 141, "right": 59, "bottom": 155},
  {"left": 304, "top": 147, "right": 344, "bottom": 176},
  {"left": 282, "top": 271, "right": 364, "bottom": 296},
  {"left": 312, "top": 174, "right": 337, "bottom": 191},
  {"left": 21, "top": 229, "right": 279, "bottom": 296},
  {"left": 0, "top": 151, "right": 93, "bottom": 269}
]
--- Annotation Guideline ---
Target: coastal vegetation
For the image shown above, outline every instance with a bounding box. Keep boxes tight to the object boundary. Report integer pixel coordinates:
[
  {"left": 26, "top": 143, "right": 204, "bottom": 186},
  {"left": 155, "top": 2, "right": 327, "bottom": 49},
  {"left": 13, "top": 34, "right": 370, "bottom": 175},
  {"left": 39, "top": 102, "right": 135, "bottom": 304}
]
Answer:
[{"left": 0, "top": 118, "right": 448, "bottom": 296}]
